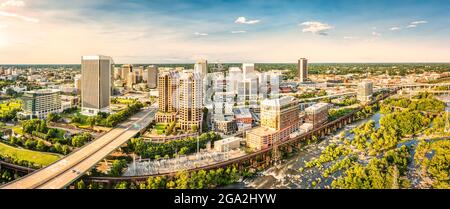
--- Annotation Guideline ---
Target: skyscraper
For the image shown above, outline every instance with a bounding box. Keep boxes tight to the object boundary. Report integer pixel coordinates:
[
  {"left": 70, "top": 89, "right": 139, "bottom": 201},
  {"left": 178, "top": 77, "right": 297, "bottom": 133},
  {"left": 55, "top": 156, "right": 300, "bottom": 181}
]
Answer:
[
  {"left": 298, "top": 58, "right": 308, "bottom": 83},
  {"left": 121, "top": 64, "right": 132, "bottom": 82},
  {"left": 242, "top": 63, "right": 255, "bottom": 80},
  {"left": 147, "top": 65, "right": 158, "bottom": 89},
  {"left": 81, "top": 55, "right": 113, "bottom": 115},
  {"left": 155, "top": 70, "right": 179, "bottom": 123},
  {"left": 357, "top": 80, "right": 374, "bottom": 103},
  {"left": 178, "top": 71, "right": 203, "bottom": 132},
  {"left": 194, "top": 59, "right": 208, "bottom": 78}
]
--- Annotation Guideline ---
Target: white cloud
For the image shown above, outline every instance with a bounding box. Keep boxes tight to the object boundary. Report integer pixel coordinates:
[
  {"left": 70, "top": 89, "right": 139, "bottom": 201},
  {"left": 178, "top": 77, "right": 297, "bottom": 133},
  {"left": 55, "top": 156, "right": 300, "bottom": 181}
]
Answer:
[
  {"left": 372, "top": 31, "right": 381, "bottom": 37},
  {"left": 0, "top": 11, "right": 39, "bottom": 23},
  {"left": 231, "top": 30, "right": 246, "bottom": 34},
  {"left": 300, "top": 21, "right": 333, "bottom": 35},
  {"left": 389, "top": 27, "right": 401, "bottom": 31},
  {"left": 0, "top": 0, "right": 25, "bottom": 7},
  {"left": 406, "top": 24, "right": 417, "bottom": 28},
  {"left": 194, "top": 32, "right": 208, "bottom": 36},
  {"left": 411, "top": 20, "right": 428, "bottom": 25},
  {"left": 343, "top": 36, "right": 359, "bottom": 40},
  {"left": 234, "top": 17, "right": 260, "bottom": 24}
]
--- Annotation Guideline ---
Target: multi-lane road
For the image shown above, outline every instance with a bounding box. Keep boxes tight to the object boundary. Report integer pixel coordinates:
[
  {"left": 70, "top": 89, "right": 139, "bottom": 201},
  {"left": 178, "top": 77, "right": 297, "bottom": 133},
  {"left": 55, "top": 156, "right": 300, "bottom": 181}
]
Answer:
[{"left": 1, "top": 107, "right": 157, "bottom": 189}]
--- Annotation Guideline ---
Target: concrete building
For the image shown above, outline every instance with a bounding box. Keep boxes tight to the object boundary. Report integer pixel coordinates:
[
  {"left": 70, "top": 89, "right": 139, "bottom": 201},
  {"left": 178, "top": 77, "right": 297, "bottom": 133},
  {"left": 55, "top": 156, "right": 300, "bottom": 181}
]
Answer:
[
  {"left": 178, "top": 71, "right": 203, "bottom": 132},
  {"left": 74, "top": 74, "right": 82, "bottom": 93},
  {"left": 21, "top": 89, "right": 62, "bottom": 119},
  {"left": 213, "top": 115, "right": 238, "bottom": 135},
  {"left": 214, "top": 137, "right": 241, "bottom": 152},
  {"left": 127, "top": 71, "right": 137, "bottom": 89},
  {"left": 242, "top": 63, "right": 255, "bottom": 80},
  {"left": 234, "top": 107, "right": 253, "bottom": 125},
  {"left": 155, "top": 70, "right": 179, "bottom": 123},
  {"left": 113, "top": 67, "right": 121, "bottom": 80},
  {"left": 237, "top": 78, "right": 259, "bottom": 104},
  {"left": 81, "top": 55, "right": 113, "bottom": 115},
  {"left": 246, "top": 96, "right": 300, "bottom": 150},
  {"left": 121, "top": 64, "right": 132, "bottom": 82},
  {"left": 194, "top": 59, "right": 208, "bottom": 78},
  {"left": 298, "top": 58, "right": 308, "bottom": 83},
  {"left": 304, "top": 102, "right": 329, "bottom": 128},
  {"left": 227, "top": 67, "right": 242, "bottom": 94},
  {"left": 147, "top": 65, "right": 158, "bottom": 89},
  {"left": 260, "top": 96, "right": 300, "bottom": 130},
  {"left": 357, "top": 80, "right": 374, "bottom": 103}
]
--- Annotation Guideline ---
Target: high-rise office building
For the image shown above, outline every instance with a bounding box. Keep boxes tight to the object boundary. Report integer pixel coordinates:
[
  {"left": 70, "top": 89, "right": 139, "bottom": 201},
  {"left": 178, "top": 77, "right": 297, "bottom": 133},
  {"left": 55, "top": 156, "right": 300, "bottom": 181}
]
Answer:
[
  {"left": 357, "top": 80, "right": 374, "bottom": 103},
  {"left": 237, "top": 78, "right": 259, "bottom": 104},
  {"left": 121, "top": 64, "right": 132, "bottom": 82},
  {"left": 178, "top": 71, "right": 203, "bottom": 132},
  {"left": 113, "top": 67, "right": 121, "bottom": 80},
  {"left": 20, "top": 89, "right": 62, "bottom": 119},
  {"left": 155, "top": 70, "right": 179, "bottom": 123},
  {"left": 242, "top": 63, "right": 255, "bottom": 80},
  {"left": 194, "top": 59, "right": 208, "bottom": 78},
  {"left": 298, "top": 58, "right": 308, "bottom": 83},
  {"left": 127, "top": 71, "right": 137, "bottom": 89},
  {"left": 227, "top": 67, "right": 242, "bottom": 94},
  {"left": 81, "top": 55, "right": 113, "bottom": 115},
  {"left": 147, "top": 65, "right": 158, "bottom": 89}
]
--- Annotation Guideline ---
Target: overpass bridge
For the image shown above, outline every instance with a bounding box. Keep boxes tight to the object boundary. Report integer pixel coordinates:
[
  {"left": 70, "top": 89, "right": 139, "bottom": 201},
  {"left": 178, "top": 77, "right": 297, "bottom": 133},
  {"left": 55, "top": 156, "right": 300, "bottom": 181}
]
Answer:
[{"left": 1, "top": 108, "right": 157, "bottom": 189}]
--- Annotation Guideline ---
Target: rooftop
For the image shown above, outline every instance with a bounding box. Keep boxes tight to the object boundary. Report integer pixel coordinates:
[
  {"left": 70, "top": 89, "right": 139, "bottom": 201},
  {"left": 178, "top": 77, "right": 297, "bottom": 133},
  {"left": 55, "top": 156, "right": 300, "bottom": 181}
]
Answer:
[
  {"left": 247, "top": 126, "right": 277, "bottom": 136},
  {"left": 23, "top": 88, "right": 60, "bottom": 95},
  {"left": 261, "top": 96, "right": 296, "bottom": 107}
]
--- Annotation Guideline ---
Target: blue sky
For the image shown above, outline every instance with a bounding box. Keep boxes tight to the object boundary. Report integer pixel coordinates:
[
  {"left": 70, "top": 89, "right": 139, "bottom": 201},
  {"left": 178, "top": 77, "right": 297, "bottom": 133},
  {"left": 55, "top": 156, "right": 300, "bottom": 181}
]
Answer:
[{"left": 0, "top": 0, "right": 449, "bottom": 63}]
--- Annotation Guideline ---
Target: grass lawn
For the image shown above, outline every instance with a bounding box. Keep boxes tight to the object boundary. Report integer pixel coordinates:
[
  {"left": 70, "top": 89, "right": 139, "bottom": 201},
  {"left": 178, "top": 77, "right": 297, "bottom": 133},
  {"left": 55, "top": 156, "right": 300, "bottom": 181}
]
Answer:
[
  {"left": 115, "top": 98, "right": 136, "bottom": 105},
  {"left": 12, "top": 126, "right": 23, "bottom": 135},
  {"left": 0, "top": 142, "right": 62, "bottom": 166},
  {"left": 0, "top": 100, "right": 21, "bottom": 117},
  {"left": 70, "top": 113, "right": 90, "bottom": 127},
  {"left": 155, "top": 123, "right": 167, "bottom": 135}
]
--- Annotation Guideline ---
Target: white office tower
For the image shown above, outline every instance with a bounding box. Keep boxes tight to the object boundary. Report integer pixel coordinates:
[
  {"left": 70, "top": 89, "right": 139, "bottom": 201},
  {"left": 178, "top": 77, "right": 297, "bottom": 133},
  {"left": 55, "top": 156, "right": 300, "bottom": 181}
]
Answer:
[
  {"left": 237, "top": 78, "right": 259, "bottom": 105},
  {"left": 81, "top": 55, "right": 114, "bottom": 115},
  {"left": 194, "top": 59, "right": 208, "bottom": 79},
  {"left": 357, "top": 80, "right": 374, "bottom": 103},
  {"left": 267, "top": 71, "right": 282, "bottom": 99},
  {"left": 242, "top": 63, "right": 255, "bottom": 80},
  {"left": 298, "top": 58, "right": 308, "bottom": 83},
  {"left": 227, "top": 67, "right": 242, "bottom": 94},
  {"left": 178, "top": 71, "right": 203, "bottom": 132}
]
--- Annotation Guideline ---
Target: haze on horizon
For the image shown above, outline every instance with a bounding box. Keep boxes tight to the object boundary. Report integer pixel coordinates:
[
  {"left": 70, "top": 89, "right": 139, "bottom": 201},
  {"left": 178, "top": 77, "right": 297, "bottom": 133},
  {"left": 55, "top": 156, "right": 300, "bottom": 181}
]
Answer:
[{"left": 0, "top": 0, "right": 449, "bottom": 64}]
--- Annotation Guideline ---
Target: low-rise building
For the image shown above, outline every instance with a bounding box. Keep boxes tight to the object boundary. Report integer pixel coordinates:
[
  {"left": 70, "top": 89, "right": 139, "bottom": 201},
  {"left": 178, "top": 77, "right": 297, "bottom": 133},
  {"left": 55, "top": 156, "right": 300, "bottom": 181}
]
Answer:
[
  {"left": 213, "top": 115, "right": 237, "bottom": 135},
  {"left": 234, "top": 107, "right": 253, "bottom": 124},
  {"left": 214, "top": 137, "right": 241, "bottom": 152}
]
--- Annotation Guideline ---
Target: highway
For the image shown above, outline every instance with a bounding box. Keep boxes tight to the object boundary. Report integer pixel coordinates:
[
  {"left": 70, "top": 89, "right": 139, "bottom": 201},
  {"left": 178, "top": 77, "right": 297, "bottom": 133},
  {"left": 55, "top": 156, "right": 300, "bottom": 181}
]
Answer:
[{"left": 1, "top": 107, "right": 157, "bottom": 189}]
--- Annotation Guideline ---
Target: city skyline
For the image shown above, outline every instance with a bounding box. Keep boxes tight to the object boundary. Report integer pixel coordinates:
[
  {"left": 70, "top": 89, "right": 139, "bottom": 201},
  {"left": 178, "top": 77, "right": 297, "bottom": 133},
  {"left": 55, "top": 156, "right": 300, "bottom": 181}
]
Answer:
[{"left": 0, "top": 0, "right": 450, "bottom": 64}]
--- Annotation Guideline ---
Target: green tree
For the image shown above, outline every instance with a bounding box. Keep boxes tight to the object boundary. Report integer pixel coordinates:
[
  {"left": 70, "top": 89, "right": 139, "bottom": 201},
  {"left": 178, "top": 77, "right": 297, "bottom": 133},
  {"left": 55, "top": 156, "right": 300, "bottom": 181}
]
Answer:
[
  {"left": 76, "top": 180, "right": 86, "bottom": 189},
  {"left": 36, "top": 140, "right": 47, "bottom": 151}
]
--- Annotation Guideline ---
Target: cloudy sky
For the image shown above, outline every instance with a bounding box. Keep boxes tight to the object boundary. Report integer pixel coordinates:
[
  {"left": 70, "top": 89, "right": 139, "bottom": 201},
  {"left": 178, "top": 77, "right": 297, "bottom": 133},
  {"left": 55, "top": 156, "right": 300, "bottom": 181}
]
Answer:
[{"left": 0, "top": 0, "right": 449, "bottom": 64}]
